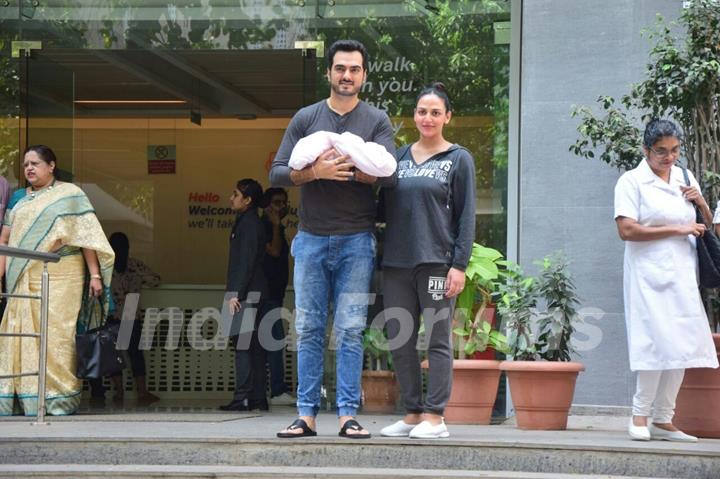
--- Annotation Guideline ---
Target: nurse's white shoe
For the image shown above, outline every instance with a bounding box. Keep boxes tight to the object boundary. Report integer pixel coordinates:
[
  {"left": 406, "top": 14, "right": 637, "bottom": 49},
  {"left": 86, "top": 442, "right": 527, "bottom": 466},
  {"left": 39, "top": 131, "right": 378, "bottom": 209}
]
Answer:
[
  {"left": 628, "top": 418, "right": 650, "bottom": 441},
  {"left": 649, "top": 424, "right": 698, "bottom": 442}
]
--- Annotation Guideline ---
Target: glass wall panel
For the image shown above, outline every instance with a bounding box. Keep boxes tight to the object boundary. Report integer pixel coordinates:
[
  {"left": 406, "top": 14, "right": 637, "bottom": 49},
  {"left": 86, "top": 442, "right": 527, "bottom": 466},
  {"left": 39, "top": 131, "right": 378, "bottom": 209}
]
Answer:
[
  {"left": 0, "top": 4, "right": 19, "bottom": 188},
  {"left": 7, "top": 0, "right": 511, "bottom": 281}
]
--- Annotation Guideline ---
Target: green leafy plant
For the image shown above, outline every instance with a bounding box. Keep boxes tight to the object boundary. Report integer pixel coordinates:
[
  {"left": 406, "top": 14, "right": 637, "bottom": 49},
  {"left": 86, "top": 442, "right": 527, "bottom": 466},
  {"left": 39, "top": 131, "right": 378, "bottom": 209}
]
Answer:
[
  {"left": 535, "top": 253, "right": 582, "bottom": 362},
  {"left": 496, "top": 262, "right": 539, "bottom": 361},
  {"left": 570, "top": 0, "right": 720, "bottom": 198},
  {"left": 498, "top": 253, "right": 582, "bottom": 362},
  {"left": 570, "top": 0, "right": 720, "bottom": 332},
  {"left": 453, "top": 243, "right": 509, "bottom": 358},
  {"left": 363, "top": 326, "right": 392, "bottom": 371},
  {"left": 569, "top": 95, "right": 642, "bottom": 172}
]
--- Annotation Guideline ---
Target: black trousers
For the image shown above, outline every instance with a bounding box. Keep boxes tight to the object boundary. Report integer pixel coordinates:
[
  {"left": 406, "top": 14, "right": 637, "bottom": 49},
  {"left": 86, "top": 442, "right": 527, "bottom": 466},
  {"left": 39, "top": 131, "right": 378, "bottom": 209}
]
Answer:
[
  {"left": 230, "top": 302, "right": 268, "bottom": 403},
  {"left": 383, "top": 264, "right": 455, "bottom": 416}
]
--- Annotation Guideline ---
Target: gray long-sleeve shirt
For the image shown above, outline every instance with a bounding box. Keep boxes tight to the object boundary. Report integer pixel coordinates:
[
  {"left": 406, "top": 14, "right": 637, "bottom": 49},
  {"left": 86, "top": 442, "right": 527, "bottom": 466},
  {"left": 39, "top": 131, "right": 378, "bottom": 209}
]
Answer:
[
  {"left": 382, "top": 144, "right": 476, "bottom": 271},
  {"left": 270, "top": 99, "right": 397, "bottom": 235}
]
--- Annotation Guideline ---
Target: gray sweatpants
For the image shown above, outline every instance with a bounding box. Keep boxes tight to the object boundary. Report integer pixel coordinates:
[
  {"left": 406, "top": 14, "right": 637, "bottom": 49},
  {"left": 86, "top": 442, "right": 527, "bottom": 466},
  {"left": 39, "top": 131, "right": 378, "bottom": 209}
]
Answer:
[{"left": 383, "top": 264, "right": 455, "bottom": 416}]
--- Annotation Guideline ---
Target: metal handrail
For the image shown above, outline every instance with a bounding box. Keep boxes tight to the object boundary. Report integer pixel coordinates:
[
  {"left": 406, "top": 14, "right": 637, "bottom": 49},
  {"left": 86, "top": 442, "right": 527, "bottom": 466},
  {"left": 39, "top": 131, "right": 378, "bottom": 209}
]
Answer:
[
  {"left": 0, "top": 245, "right": 60, "bottom": 426},
  {"left": 0, "top": 245, "right": 61, "bottom": 262}
]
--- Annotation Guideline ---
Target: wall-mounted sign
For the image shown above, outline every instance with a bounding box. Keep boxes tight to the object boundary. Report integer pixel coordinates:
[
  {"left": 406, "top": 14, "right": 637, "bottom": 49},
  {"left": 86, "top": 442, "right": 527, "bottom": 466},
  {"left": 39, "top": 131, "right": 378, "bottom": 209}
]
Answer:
[
  {"left": 147, "top": 145, "right": 176, "bottom": 174},
  {"left": 187, "top": 191, "right": 234, "bottom": 230}
]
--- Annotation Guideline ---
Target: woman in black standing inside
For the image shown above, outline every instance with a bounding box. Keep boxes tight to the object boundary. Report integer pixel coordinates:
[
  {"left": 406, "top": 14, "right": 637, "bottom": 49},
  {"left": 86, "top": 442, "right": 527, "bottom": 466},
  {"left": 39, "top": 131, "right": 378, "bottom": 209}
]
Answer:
[
  {"left": 380, "top": 83, "right": 476, "bottom": 439},
  {"left": 219, "top": 178, "right": 269, "bottom": 411}
]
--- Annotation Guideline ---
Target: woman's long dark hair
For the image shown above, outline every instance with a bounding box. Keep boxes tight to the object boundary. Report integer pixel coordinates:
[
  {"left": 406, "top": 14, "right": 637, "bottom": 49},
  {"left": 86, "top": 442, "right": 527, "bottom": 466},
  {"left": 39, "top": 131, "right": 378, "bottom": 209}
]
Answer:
[
  {"left": 416, "top": 82, "right": 452, "bottom": 112},
  {"left": 110, "top": 232, "right": 130, "bottom": 273},
  {"left": 236, "top": 179, "right": 263, "bottom": 209}
]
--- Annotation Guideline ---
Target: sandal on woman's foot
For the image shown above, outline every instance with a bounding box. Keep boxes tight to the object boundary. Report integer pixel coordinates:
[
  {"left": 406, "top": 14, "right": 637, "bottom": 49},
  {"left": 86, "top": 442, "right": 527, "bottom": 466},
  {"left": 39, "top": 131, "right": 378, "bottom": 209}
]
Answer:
[
  {"left": 277, "top": 418, "right": 317, "bottom": 438},
  {"left": 338, "top": 419, "right": 371, "bottom": 439}
]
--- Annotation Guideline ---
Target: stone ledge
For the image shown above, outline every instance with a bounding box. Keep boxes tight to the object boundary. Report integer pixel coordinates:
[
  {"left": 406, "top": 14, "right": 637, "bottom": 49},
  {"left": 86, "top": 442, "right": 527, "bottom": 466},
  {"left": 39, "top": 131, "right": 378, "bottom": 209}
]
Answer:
[{"left": 0, "top": 464, "right": 664, "bottom": 479}]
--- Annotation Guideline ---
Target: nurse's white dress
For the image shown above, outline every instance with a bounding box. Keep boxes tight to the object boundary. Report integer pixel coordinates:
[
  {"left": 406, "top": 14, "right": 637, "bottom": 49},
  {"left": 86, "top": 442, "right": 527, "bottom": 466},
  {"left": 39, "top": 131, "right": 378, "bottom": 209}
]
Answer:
[{"left": 614, "top": 159, "right": 719, "bottom": 371}]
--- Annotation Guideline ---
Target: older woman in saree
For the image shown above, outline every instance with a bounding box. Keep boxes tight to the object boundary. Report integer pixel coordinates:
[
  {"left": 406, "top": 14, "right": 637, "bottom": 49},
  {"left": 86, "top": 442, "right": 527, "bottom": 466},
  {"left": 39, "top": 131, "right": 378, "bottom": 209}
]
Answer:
[{"left": 0, "top": 145, "right": 114, "bottom": 416}]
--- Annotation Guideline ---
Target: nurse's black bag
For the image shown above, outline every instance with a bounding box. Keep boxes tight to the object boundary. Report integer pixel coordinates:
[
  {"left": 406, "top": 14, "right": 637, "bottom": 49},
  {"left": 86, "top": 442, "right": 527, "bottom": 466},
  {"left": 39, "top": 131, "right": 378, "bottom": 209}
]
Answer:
[{"left": 682, "top": 167, "right": 720, "bottom": 289}]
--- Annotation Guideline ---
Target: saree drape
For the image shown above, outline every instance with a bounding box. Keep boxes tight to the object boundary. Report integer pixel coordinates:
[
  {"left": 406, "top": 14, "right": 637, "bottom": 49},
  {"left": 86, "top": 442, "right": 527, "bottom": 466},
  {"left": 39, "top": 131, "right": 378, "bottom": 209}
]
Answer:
[{"left": 0, "top": 183, "right": 114, "bottom": 416}]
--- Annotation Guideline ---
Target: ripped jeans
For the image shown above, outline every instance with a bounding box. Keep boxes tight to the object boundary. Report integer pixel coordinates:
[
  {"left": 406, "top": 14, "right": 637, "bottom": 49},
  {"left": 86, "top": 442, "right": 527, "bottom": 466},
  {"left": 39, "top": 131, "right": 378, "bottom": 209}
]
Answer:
[{"left": 291, "top": 231, "right": 375, "bottom": 417}]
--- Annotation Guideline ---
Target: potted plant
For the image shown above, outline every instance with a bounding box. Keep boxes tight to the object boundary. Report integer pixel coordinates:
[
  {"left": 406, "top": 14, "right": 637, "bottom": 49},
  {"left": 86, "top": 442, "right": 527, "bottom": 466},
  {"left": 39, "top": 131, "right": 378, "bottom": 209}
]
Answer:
[
  {"left": 361, "top": 326, "right": 398, "bottom": 414},
  {"left": 439, "top": 243, "right": 509, "bottom": 424},
  {"left": 453, "top": 243, "right": 508, "bottom": 359},
  {"left": 674, "top": 333, "right": 720, "bottom": 438},
  {"left": 498, "top": 253, "right": 585, "bottom": 430}
]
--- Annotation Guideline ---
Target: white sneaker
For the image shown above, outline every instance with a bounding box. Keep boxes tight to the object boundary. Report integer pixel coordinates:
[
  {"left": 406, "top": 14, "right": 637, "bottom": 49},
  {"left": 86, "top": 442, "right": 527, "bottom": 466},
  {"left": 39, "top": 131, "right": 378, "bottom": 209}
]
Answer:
[
  {"left": 270, "top": 393, "right": 296, "bottom": 406},
  {"left": 408, "top": 420, "right": 449, "bottom": 439},
  {"left": 649, "top": 424, "right": 698, "bottom": 442},
  {"left": 628, "top": 418, "right": 651, "bottom": 441},
  {"left": 380, "top": 420, "right": 417, "bottom": 437}
]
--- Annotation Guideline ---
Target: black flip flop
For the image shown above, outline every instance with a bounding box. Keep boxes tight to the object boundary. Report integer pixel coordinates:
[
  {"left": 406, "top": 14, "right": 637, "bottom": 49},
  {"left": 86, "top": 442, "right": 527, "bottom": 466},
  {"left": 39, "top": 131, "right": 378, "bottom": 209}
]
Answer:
[
  {"left": 276, "top": 418, "right": 317, "bottom": 438},
  {"left": 338, "top": 419, "right": 372, "bottom": 439}
]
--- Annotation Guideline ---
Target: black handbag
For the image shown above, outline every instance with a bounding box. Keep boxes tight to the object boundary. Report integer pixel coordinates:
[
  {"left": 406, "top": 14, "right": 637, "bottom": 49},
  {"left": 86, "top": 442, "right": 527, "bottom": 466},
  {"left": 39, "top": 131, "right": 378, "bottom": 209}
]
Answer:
[
  {"left": 75, "top": 295, "right": 126, "bottom": 379},
  {"left": 682, "top": 167, "right": 720, "bottom": 288}
]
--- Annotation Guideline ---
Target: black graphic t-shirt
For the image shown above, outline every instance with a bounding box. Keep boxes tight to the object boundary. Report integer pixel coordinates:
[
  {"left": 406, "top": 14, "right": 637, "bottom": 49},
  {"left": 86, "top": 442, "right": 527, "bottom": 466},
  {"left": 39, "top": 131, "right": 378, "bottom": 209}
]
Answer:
[{"left": 382, "top": 143, "right": 476, "bottom": 270}]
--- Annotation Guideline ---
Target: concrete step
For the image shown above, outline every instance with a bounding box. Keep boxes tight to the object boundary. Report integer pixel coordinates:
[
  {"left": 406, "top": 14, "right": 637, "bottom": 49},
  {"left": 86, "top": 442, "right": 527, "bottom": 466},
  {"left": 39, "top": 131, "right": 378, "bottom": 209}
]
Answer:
[
  {"left": 3, "top": 413, "right": 719, "bottom": 479},
  {"left": 0, "top": 464, "right": 661, "bottom": 479},
  {"left": 1, "top": 437, "right": 718, "bottom": 479}
]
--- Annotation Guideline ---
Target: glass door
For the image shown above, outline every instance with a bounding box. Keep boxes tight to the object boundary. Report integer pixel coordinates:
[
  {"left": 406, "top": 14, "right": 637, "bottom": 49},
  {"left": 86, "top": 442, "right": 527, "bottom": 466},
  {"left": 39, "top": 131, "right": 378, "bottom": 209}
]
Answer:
[{"left": 19, "top": 49, "right": 75, "bottom": 182}]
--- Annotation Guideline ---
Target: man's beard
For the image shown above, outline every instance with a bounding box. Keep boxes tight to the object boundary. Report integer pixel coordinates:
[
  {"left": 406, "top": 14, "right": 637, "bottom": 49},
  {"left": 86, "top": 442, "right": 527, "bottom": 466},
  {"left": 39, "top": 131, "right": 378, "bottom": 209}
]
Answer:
[{"left": 331, "top": 81, "right": 361, "bottom": 97}]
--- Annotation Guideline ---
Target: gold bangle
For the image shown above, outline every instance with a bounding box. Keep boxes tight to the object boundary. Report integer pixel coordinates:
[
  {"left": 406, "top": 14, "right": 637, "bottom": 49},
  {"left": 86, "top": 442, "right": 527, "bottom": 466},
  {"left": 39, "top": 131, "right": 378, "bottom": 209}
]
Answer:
[{"left": 90, "top": 274, "right": 102, "bottom": 280}]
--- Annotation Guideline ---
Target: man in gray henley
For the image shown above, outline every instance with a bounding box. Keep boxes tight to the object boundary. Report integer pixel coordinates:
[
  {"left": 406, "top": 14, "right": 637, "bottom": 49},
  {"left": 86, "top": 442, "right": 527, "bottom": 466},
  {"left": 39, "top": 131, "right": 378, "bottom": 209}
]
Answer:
[{"left": 270, "top": 39, "right": 396, "bottom": 438}]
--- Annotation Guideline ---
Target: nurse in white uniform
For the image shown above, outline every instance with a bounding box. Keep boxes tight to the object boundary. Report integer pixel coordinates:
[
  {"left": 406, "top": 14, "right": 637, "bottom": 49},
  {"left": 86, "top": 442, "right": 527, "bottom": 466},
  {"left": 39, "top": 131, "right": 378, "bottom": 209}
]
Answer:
[{"left": 614, "top": 119, "right": 719, "bottom": 442}]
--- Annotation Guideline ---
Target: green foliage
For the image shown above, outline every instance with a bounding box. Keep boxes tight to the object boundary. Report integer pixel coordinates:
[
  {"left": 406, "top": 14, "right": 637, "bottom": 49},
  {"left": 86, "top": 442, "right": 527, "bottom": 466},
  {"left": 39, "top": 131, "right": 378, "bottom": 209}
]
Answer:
[
  {"left": 408, "top": 0, "right": 510, "bottom": 188},
  {"left": 535, "top": 253, "right": 581, "bottom": 362},
  {"left": 453, "top": 243, "right": 509, "bottom": 358},
  {"left": 0, "top": 37, "right": 20, "bottom": 177},
  {"left": 407, "top": 0, "right": 506, "bottom": 116},
  {"left": 496, "top": 262, "right": 539, "bottom": 361},
  {"left": 570, "top": 0, "right": 720, "bottom": 206},
  {"left": 569, "top": 97, "right": 643, "bottom": 171},
  {"left": 363, "top": 326, "right": 392, "bottom": 371},
  {"left": 314, "top": 0, "right": 510, "bottom": 194},
  {"left": 454, "top": 246, "right": 581, "bottom": 361},
  {"left": 497, "top": 253, "right": 582, "bottom": 362},
  {"left": 570, "top": 0, "right": 720, "bottom": 330}
]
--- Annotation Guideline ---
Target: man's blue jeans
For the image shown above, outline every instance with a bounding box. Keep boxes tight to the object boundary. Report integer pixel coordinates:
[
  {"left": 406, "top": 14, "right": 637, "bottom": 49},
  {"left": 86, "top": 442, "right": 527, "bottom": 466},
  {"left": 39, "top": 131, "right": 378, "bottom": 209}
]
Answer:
[{"left": 291, "top": 230, "right": 375, "bottom": 418}]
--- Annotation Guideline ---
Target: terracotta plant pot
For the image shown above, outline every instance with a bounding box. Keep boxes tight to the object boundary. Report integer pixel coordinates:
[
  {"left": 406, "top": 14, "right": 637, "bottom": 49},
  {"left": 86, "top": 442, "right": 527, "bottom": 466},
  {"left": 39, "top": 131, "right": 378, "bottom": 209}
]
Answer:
[
  {"left": 500, "top": 361, "right": 585, "bottom": 430},
  {"left": 421, "top": 359, "right": 502, "bottom": 424},
  {"left": 361, "top": 370, "right": 398, "bottom": 413},
  {"left": 673, "top": 333, "right": 720, "bottom": 438}
]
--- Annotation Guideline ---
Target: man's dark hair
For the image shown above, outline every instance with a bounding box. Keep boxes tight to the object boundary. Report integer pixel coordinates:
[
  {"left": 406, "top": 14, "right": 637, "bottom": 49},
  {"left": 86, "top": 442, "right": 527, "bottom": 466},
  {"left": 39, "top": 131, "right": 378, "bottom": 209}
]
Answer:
[
  {"left": 262, "top": 187, "right": 288, "bottom": 208},
  {"left": 643, "top": 119, "right": 683, "bottom": 148},
  {"left": 326, "top": 39, "right": 369, "bottom": 72}
]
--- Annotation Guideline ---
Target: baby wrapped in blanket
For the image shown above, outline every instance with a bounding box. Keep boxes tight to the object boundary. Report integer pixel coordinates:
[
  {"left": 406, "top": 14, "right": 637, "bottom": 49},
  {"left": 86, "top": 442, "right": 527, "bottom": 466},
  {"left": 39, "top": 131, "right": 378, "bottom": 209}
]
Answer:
[{"left": 288, "top": 130, "right": 396, "bottom": 177}]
